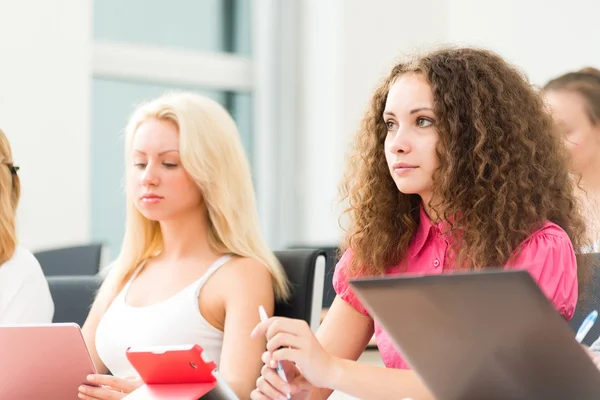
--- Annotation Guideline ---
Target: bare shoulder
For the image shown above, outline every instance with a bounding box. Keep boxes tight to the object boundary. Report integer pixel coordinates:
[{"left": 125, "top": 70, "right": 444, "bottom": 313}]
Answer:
[
  {"left": 218, "top": 256, "right": 272, "bottom": 284},
  {"left": 215, "top": 256, "right": 274, "bottom": 305}
]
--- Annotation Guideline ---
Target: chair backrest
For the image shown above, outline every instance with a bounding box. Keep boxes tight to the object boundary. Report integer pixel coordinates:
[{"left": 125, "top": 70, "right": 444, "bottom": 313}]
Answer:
[
  {"left": 320, "top": 246, "right": 340, "bottom": 308},
  {"left": 274, "top": 249, "right": 326, "bottom": 332},
  {"left": 289, "top": 244, "right": 340, "bottom": 308},
  {"left": 46, "top": 275, "right": 104, "bottom": 327},
  {"left": 569, "top": 253, "right": 600, "bottom": 346},
  {"left": 35, "top": 243, "right": 106, "bottom": 276}
]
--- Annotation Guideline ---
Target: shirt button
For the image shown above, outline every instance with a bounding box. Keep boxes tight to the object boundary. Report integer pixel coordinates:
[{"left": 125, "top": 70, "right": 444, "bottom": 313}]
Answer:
[{"left": 433, "top": 259, "right": 440, "bottom": 268}]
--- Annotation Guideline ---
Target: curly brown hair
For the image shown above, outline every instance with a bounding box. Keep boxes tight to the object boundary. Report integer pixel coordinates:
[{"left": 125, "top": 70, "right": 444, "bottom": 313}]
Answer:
[{"left": 340, "top": 47, "right": 591, "bottom": 287}]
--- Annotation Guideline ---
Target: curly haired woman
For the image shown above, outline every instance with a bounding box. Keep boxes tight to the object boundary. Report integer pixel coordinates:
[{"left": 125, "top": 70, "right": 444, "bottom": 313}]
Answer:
[{"left": 250, "top": 47, "right": 592, "bottom": 400}]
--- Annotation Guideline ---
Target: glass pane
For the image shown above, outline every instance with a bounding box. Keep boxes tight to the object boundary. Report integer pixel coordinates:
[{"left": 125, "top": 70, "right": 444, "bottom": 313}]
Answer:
[
  {"left": 91, "top": 78, "right": 252, "bottom": 257},
  {"left": 231, "top": 0, "right": 251, "bottom": 56},
  {"left": 93, "top": 0, "right": 251, "bottom": 55},
  {"left": 229, "top": 91, "right": 253, "bottom": 161}
]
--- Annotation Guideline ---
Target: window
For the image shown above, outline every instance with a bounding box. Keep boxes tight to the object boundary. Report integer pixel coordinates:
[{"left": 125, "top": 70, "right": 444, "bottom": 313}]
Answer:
[{"left": 91, "top": 0, "right": 253, "bottom": 256}]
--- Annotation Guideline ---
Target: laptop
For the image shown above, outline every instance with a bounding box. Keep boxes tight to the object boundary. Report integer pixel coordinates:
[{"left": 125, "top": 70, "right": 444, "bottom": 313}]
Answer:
[
  {"left": 350, "top": 269, "right": 600, "bottom": 400},
  {"left": 0, "top": 323, "right": 97, "bottom": 399}
]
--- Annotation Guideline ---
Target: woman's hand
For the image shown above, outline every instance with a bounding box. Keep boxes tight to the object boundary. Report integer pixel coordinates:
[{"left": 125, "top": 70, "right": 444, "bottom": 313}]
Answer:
[
  {"left": 251, "top": 352, "right": 312, "bottom": 400},
  {"left": 583, "top": 345, "right": 600, "bottom": 369},
  {"left": 251, "top": 317, "right": 340, "bottom": 390},
  {"left": 78, "top": 374, "right": 142, "bottom": 399}
]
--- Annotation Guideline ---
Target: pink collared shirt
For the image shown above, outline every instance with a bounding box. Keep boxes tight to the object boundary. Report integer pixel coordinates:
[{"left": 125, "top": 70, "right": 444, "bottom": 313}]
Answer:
[{"left": 333, "top": 206, "right": 578, "bottom": 369}]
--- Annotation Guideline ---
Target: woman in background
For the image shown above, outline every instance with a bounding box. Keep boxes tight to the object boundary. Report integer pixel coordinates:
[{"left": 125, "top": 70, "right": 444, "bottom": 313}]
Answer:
[
  {"left": 0, "top": 128, "right": 54, "bottom": 325},
  {"left": 544, "top": 68, "right": 600, "bottom": 251},
  {"left": 251, "top": 47, "right": 590, "bottom": 400},
  {"left": 78, "top": 92, "right": 289, "bottom": 399}
]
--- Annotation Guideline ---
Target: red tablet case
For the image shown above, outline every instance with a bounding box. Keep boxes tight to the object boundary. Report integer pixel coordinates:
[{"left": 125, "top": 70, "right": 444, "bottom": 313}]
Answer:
[{"left": 124, "top": 344, "right": 219, "bottom": 399}]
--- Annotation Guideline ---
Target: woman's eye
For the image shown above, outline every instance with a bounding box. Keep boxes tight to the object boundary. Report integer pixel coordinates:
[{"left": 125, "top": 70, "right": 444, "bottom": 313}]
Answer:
[
  {"left": 385, "top": 121, "right": 398, "bottom": 131},
  {"left": 416, "top": 117, "right": 433, "bottom": 128}
]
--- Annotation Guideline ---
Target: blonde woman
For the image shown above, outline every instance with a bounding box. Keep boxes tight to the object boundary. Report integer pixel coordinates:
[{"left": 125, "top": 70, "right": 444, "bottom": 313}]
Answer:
[
  {"left": 0, "top": 129, "right": 54, "bottom": 325},
  {"left": 79, "top": 93, "right": 289, "bottom": 400}
]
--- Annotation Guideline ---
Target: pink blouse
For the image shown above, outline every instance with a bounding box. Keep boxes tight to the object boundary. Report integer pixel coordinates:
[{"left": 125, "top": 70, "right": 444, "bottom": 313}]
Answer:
[{"left": 333, "top": 206, "right": 578, "bottom": 369}]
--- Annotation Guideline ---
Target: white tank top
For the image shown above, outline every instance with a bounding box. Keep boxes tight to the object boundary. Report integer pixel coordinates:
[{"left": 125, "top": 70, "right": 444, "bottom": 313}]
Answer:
[{"left": 95, "top": 255, "right": 232, "bottom": 378}]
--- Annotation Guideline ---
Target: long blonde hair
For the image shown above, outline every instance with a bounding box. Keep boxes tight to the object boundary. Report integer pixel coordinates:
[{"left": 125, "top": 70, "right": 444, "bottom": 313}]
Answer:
[
  {"left": 0, "top": 129, "right": 20, "bottom": 265},
  {"left": 107, "top": 92, "right": 289, "bottom": 300}
]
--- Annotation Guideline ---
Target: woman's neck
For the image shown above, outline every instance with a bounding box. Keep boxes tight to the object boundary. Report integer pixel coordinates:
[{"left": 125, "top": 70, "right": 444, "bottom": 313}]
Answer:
[
  {"left": 420, "top": 195, "right": 443, "bottom": 224},
  {"left": 578, "top": 156, "right": 600, "bottom": 195},
  {"left": 158, "top": 206, "right": 216, "bottom": 260},
  {"left": 575, "top": 169, "right": 600, "bottom": 246}
]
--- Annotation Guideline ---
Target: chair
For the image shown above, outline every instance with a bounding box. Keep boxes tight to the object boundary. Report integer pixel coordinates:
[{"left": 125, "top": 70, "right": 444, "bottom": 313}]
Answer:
[
  {"left": 35, "top": 243, "right": 108, "bottom": 276},
  {"left": 569, "top": 253, "right": 600, "bottom": 346},
  {"left": 320, "top": 246, "right": 340, "bottom": 308},
  {"left": 274, "top": 249, "right": 326, "bottom": 332},
  {"left": 46, "top": 275, "right": 104, "bottom": 327},
  {"left": 289, "top": 244, "right": 340, "bottom": 308}
]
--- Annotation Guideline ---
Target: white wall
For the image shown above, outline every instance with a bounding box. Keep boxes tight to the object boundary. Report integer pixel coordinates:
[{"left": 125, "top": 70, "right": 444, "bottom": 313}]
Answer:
[
  {"left": 0, "top": 0, "right": 91, "bottom": 251},
  {"left": 294, "top": 0, "right": 600, "bottom": 247},
  {"left": 448, "top": 0, "right": 600, "bottom": 85},
  {"left": 295, "top": 0, "right": 447, "bottom": 245},
  {"left": 2, "top": 0, "right": 599, "bottom": 251}
]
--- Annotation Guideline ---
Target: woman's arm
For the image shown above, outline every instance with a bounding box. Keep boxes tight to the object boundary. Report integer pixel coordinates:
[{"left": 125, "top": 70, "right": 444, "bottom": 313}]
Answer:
[
  {"left": 308, "top": 296, "right": 375, "bottom": 399},
  {"left": 252, "top": 295, "right": 375, "bottom": 400},
  {"left": 255, "top": 297, "right": 433, "bottom": 400},
  {"left": 214, "top": 257, "right": 276, "bottom": 398},
  {"left": 325, "top": 358, "right": 433, "bottom": 400},
  {"left": 81, "top": 273, "right": 115, "bottom": 374},
  {"left": 506, "top": 225, "right": 578, "bottom": 319}
]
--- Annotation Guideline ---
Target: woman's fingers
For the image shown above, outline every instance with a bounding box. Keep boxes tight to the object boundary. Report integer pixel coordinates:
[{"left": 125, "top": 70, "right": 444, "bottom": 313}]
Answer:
[
  {"left": 255, "top": 367, "right": 290, "bottom": 400},
  {"left": 266, "top": 332, "right": 301, "bottom": 353}
]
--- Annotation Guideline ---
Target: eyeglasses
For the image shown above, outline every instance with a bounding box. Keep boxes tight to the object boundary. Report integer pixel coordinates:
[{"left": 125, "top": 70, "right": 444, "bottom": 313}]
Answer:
[{"left": 3, "top": 163, "right": 19, "bottom": 175}]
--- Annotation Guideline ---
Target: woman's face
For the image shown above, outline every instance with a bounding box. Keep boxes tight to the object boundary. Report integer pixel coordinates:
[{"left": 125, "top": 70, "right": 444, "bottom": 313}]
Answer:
[
  {"left": 130, "top": 118, "right": 203, "bottom": 221},
  {"left": 384, "top": 73, "right": 440, "bottom": 205},
  {"left": 545, "top": 89, "right": 600, "bottom": 176}
]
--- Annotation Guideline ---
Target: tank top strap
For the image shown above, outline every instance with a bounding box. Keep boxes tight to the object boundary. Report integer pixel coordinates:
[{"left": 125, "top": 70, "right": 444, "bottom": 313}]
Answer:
[
  {"left": 193, "top": 254, "right": 234, "bottom": 298},
  {"left": 121, "top": 261, "right": 147, "bottom": 296}
]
